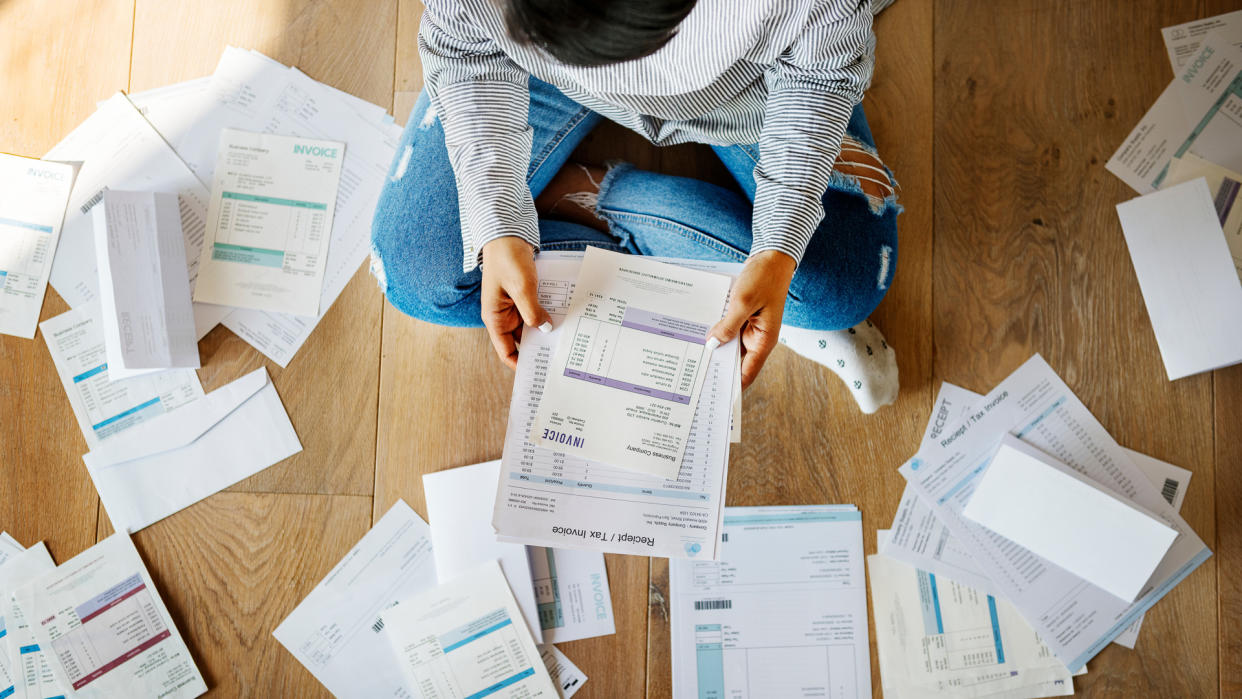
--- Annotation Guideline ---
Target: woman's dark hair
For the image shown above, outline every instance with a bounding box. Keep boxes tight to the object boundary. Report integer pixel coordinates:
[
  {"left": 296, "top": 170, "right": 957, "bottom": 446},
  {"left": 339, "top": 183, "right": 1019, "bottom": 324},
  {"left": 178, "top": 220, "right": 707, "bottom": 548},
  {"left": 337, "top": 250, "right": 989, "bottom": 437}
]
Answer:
[{"left": 503, "top": 0, "right": 699, "bottom": 67}]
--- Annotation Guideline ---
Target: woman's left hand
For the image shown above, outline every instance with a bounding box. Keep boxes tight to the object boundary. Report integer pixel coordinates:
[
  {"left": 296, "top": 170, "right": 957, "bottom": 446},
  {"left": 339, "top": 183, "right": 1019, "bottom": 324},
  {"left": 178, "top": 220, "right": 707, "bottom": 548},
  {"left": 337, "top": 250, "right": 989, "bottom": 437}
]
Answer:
[{"left": 707, "top": 250, "right": 797, "bottom": 389}]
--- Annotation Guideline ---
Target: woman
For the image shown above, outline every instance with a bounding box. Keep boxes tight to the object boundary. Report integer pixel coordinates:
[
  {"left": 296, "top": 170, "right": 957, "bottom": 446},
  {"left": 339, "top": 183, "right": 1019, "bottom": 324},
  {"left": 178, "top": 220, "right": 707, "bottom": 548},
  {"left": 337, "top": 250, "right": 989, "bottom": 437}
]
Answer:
[{"left": 371, "top": 0, "right": 901, "bottom": 412}]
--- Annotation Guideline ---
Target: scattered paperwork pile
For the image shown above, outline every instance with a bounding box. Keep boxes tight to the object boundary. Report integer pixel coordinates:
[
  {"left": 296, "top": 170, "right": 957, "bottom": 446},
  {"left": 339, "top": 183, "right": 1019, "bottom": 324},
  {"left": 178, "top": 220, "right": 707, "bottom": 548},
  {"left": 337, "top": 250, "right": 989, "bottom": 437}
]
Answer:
[
  {"left": 870, "top": 357, "right": 1211, "bottom": 698},
  {"left": 0, "top": 532, "right": 206, "bottom": 699},
  {"left": 1106, "top": 11, "right": 1242, "bottom": 379}
]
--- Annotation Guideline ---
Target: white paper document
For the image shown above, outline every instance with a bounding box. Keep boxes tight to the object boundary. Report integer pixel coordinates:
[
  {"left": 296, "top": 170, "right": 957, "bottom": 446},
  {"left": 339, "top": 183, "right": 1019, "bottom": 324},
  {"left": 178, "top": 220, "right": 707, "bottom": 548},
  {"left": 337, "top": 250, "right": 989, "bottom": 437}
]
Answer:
[
  {"left": 1106, "top": 82, "right": 1189, "bottom": 195},
  {"left": 883, "top": 381, "right": 1193, "bottom": 650},
  {"left": 870, "top": 532, "right": 1074, "bottom": 699},
  {"left": 670, "top": 506, "right": 870, "bottom": 699},
  {"left": 528, "top": 546, "right": 615, "bottom": 644},
  {"left": 424, "top": 461, "right": 543, "bottom": 643},
  {"left": 139, "top": 48, "right": 402, "bottom": 366},
  {"left": 0, "top": 542, "right": 64, "bottom": 699},
  {"left": 1115, "top": 178, "right": 1242, "bottom": 379},
  {"left": 12, "top": 533, "right": 205, "bottom": 699},
  {"left": 962, "top": 436, "right": 1179, "bottom": 603},
  {"left": 94, "top": 190, "right": 200, "bottom": 379},
  {"left": 531, "top": 246, "right": 732, "bottom": 478},
  {"left": 381, "top": 560, "right": 558, "bottom": 698},
  {"left": 82, "top": 367, "right": 302, "bottom": 533},
  {"left": 194, "top": 129, "right": 343, "bottom": 317},
  {"left": 538, "top": 646, "right": 586, "bottom": 698},
  {"left": 45, "top": 93, "right": 227, "bottom": 339},
  {"left": 898, "top": 355, "right": 1212, "bottom": 671},
  {"left": 494, "top": 254, "right": 740, "bottom": 559},
  {"left": 1163, "top": 10, "right": 1242, "bottom": 70},
  {"left": 273, "top": 500, "right": 436, "bottom": 699},
  {"left": 1171, "top": 33, "right": 1242, "bottom": 174},
  {"left": 1164, "top": 153, "right": 1242, "bottom": 278},
  {"left": 0, "top": 154, "right": 73, "bottom": 339},
  {"left": 41, "top": 302, "right": 204, "bottom": 451}
]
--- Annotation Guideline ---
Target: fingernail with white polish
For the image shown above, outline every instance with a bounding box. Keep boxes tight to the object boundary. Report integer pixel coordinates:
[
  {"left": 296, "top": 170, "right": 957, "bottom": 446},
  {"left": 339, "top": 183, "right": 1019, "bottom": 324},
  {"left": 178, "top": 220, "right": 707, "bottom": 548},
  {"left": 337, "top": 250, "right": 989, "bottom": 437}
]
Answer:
[
  {"left": 539, "top": 322, "right": 553, "bottom": 334},
  {"left": 705, "top": 336, "right": 720, "bottom": 351}
]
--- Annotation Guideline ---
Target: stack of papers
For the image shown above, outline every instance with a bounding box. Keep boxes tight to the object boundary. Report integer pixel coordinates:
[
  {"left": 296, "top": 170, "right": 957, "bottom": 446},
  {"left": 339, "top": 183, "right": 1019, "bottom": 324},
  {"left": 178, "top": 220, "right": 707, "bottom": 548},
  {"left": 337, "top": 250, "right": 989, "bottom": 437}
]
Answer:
[
  {"left": 530, "top": 247, "right": 732, "bottom": 478},
  {"left": 669, "top": 505, "right": 869, "bottom": 698},
  {"left": 274, "top": 501, "right": 590, "bottom": 699},
  {"left": 493, "top": 251, "right": 741, "bottom": 560},
  {"left": 424, "top": 461, "right": 617, "bottom": 646},
  {"left": 1106, "top": 15, "right": 1242, "bottom": 379},
  {"left": 46, "top": 46, "right": 402, "bottom": 366},
  {"left": 0, "top": 533, "right": 206, "bottom": 699},
  {"left": 0, "top": 153, "right": 74, "bottom": 339},
  {"left": 873, "top": 355, "right": 1210, "bottom": 697}
]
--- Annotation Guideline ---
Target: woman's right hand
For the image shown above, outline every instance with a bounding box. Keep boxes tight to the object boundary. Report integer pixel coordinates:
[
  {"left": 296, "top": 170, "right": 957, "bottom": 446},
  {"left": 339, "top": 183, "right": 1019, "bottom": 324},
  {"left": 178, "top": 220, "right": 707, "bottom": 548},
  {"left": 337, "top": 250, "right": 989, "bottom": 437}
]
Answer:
[{"left": 480, "top": 236, "right": 552, "bottom": 370}]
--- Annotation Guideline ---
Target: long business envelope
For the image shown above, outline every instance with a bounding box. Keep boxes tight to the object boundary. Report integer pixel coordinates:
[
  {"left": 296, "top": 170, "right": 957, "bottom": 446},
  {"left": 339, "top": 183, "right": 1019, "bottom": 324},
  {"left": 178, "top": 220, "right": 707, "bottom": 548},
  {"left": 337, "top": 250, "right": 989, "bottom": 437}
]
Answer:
[{"left": 83, "top": 367, "right": 302, "bottom": 532}]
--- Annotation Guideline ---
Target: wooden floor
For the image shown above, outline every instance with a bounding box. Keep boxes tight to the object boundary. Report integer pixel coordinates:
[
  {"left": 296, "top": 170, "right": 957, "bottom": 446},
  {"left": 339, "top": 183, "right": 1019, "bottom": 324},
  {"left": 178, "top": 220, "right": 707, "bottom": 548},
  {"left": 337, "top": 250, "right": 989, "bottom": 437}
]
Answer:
[{"left": 2, "top": 0, "right": 1240, "bottom": 696}]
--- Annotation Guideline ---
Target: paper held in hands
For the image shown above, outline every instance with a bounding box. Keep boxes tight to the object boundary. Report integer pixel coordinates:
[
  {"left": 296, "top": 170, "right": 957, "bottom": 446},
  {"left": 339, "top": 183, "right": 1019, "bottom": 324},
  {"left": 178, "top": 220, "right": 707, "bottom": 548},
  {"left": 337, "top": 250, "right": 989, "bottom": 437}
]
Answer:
[
  {"left": 962, "top": 435, "right": 1179, "bottom": 603},
  {"left": 530, "top": 246, "right": 732, "bottom": 478},
  {"left": 193, "top": 129, "right": 344, "bottom": 317}
]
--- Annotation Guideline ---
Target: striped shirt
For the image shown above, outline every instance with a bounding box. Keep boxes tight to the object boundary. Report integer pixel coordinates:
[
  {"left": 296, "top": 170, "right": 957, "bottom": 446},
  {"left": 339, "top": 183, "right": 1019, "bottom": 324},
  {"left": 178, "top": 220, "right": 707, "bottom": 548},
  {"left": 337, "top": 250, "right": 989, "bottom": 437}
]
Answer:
[{"left": 419, "top": 0, "right": 877, "bottom": 271}]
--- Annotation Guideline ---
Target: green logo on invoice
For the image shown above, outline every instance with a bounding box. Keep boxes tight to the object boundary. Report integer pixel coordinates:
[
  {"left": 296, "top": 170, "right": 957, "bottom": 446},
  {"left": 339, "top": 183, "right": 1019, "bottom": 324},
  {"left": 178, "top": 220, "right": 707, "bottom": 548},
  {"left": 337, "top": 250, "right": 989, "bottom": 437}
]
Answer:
[{"left": 293, "top": 144, "right": 339, "bottom": 158}]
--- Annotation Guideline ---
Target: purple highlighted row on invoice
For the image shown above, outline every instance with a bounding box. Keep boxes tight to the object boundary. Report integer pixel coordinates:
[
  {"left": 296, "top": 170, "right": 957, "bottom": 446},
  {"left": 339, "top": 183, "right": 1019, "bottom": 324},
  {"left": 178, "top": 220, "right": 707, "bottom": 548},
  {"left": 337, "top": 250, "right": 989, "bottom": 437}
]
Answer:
[
  {"left": 620, "top": 307, "right": 711, "bottom": 345},
  {"left": 563, "top": 368, "right": 692, "bottom": 404}
]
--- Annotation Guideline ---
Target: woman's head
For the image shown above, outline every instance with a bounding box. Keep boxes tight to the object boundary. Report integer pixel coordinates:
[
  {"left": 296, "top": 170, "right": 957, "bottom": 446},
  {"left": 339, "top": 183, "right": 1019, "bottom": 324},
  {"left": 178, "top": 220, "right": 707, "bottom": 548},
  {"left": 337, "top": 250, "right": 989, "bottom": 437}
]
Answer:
[{"left": 502, "top": 0, "right": 699, "bottom": 67}]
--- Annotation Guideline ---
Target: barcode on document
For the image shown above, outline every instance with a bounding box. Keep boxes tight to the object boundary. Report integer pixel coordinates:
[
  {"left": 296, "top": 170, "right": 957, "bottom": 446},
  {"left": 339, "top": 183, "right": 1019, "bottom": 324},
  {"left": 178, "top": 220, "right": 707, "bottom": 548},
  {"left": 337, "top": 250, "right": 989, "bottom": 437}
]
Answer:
[
  {"left": 371, "top": 617, "right": 384, "bottom": 633},
  {"left": 721, "top": 533, "right": 728, "bottom": 542},
  {"left": 694, "top": 600, "right": 732, "bottom": 610},
  {"left": 80, "top": 189, "right": 106, "bottom": 215},
  {"left": 1162, "top": 478, "right": 1179, "bottom": 505}
]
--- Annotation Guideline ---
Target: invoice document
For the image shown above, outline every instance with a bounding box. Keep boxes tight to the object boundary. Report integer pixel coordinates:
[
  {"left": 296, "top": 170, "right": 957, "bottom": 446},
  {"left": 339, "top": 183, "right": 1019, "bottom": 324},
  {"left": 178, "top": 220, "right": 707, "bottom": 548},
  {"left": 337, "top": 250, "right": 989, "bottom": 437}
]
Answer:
[
  {"left": 1105, "top": 82, "right": 1189, "bottom": 194},
  {"left": 898, "top": 355, "right": 1211, "bottom": 671},
  {"left": 0, "top": 538, "right": 33, "bottom": 699},
  {"left": 41, "top": 302, "right": 203, "bottom": 451},
  {"left": 45, "top": 93, "right": 228, "bottom": 339},
  {"left": 870, "top": 532, "right": 1074, "bottom": 699},
  {"left": 531, "top": 246, "right": 732, "bottom": 478},
  {"left": 962, "top": 436, "right": 1179, "bottom": 603},
  {"left": 423, "top": 461, "right": 543, "bottom": 643},
  {"left": 194, "top": 129, "right": 343, "bottom": 317},
  {"left": 883, "top": 381, "right": 1193, "bottom": 650},
  {"left": 82, "top": 367, "right": 302, "bottom": 533},
  {"left": 1171, "top": 32, "right": 1242, "bottom": 174},
  {"left": 273, "top": 500, "right": 436, "bottom": 699},
  {"left": 1163, "top": 10, "right": 1242, "bottom": 70},
  {"left": 538, "top": 645, "right": 587, "bottom": 698},
  {"left": 12, "top": 533, "right": 205, "bottom": 699},
  {"left": 670, "top": 506, "right": 870, "bottom": 699},
  {"left": 494, "top": 253, "right": 739, "bottom": 559},
  {"left": 528, "top": 546, "right": 615, "bottom": 644},
  {"left": 1165, "top": 154, "right": 1242, "bottom": 277},
  {"left": 0, "top": 542, "right": 65, "bottom": 699},
  {"left": 136, "top": 48, "right": 401, "bottom": 366},
  {"left": 0, "top": 154, "right": 74, "bottom": 338},
  {"left": 381, "top": 560, "right": 558, "bottom": 699},
  {"left": 94, "top": 190, "right": 200, "bottom": 380},
  {"left": 1115, "top": 178, "right": 1242, "bottom": 379}
]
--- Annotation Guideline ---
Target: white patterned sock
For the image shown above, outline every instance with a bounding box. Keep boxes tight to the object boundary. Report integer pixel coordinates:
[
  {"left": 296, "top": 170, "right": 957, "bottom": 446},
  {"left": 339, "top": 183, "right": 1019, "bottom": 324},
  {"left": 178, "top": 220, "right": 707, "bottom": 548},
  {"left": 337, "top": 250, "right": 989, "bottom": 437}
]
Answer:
[{"left": 778, "top": 319, "right": 899, "bottom": 414}]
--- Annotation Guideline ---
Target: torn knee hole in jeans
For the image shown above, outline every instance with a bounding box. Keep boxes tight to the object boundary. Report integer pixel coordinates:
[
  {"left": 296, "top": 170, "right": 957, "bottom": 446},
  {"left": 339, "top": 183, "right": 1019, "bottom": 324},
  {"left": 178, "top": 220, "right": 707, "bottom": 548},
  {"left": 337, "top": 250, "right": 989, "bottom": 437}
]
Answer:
[
  {"left": 831, "top": 135, "right": 900, "bottom": 214},
  {"left": 369, "top": 244, "right": 388, "bottom": 293}
]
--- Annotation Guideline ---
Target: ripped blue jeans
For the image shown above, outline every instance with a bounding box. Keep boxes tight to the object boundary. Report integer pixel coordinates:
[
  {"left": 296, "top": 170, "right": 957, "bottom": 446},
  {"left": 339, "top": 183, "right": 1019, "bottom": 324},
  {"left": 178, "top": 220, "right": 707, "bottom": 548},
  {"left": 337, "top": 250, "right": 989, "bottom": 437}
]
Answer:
[{"left": 370, "top": 77, "right": 900, "bottom": 330}]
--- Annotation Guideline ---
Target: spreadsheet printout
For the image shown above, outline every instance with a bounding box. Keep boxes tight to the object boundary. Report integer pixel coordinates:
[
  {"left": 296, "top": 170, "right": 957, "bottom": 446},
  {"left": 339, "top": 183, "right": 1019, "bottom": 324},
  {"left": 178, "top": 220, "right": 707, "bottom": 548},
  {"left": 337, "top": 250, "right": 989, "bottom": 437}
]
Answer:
[
  {"left": 670, "top": 506, "right": 870, "bottom": 699},
  {"left": 531, "top": 247, "right": 732, "bottom": 479},
  {"left": 494, "top": 254, "right": 740, "bottom": 560}
]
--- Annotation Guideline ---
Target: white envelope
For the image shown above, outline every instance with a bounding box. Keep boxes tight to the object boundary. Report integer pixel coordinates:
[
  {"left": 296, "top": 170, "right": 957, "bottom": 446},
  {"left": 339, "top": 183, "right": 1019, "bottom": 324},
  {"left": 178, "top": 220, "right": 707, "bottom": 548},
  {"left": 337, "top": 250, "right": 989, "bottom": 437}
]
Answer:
[
  {"left": 83, "top": 367, "right": 302, "bottom": 533},
  {"left": 963, "top": 435, "right": 1179, "bottom": 603},
  {"left": 423, "top": 460, "right": 543, "bottom": 644}
]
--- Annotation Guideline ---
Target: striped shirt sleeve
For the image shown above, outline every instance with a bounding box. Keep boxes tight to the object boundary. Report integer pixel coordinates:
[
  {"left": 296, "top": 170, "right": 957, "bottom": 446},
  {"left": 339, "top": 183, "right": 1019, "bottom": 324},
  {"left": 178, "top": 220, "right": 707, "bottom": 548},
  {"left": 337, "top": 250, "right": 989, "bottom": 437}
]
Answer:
[
  {"left": 419, "top": 0, "right": 538, "bottom": 272},
  {"left": 751, "top": 0, "right": 875, "bottom": 265}
]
